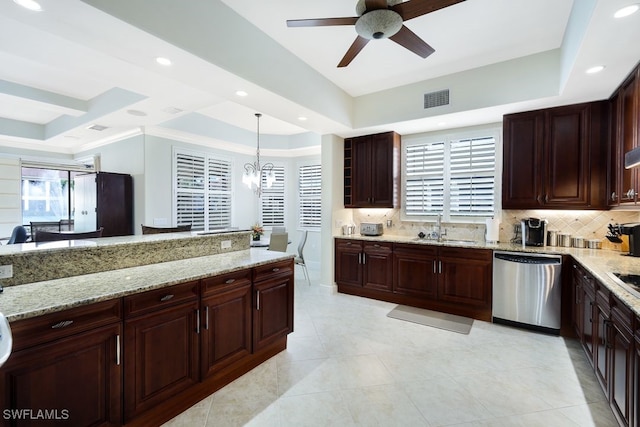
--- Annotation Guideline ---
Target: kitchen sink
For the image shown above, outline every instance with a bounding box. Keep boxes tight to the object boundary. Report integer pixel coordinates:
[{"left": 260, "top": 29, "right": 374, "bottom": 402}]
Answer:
[
  {"left": 412, "top": 237, "right": 478, "bottom": 246},
  {"left": 608, "top": 272, "right": 640, "bottom": 298}
]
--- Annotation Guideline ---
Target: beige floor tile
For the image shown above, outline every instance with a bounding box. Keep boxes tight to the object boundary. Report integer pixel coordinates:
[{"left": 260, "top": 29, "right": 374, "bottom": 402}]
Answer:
[{"left": 163, "top": 267, "right": 618, "bottom": 427}]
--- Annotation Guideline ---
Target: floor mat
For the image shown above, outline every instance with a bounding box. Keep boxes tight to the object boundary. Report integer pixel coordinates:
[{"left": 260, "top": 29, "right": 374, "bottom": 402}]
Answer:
[{"left": 387, "top": 305, "right": 473, "bottom": 335}]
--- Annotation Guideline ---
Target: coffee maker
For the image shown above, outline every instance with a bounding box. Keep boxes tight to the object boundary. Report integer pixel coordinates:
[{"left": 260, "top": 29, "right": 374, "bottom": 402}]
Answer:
[
  {"left": 521, "top": 217, "right": 548, "bottom": 247},
  {"left": 620, "top": 223, "right": 640, "bottom": 256}
]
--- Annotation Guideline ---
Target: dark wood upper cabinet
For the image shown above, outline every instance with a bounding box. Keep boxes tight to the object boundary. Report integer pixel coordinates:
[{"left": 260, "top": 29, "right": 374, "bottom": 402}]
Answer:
[
  {"left": 611, "top": 67, "right": 640, "bottom": 205},
  {"left": 345, "top": 131, "right": 400, "bottom": 208},
  {"left": 502, "top": 101, "right": 608, "bottom": 209}
]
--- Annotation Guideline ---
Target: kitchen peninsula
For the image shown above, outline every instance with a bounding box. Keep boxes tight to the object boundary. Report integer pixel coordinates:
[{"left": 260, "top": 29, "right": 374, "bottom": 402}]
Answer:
[{"left": 0, "top": 231, "right": 295, "bottom": 426}]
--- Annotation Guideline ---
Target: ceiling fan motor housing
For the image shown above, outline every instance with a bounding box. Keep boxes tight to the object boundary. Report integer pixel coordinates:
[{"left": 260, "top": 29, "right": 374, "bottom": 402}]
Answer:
[
  {"left": 355, "top": 0, "right": 403, "bottom": 16},
  {"left": 355, "top": 9, "right": 403, "bottom": 39}
]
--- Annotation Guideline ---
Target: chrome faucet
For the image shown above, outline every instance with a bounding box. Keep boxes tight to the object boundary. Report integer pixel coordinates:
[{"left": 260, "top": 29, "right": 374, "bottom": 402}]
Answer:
[{"left": 435, "top": 214, "right": 447, "bottom": 242}]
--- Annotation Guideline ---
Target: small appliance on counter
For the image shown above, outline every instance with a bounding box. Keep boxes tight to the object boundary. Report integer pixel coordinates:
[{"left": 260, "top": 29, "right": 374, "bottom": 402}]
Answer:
[
  {"left": 521, "top": 217, "right": 548, "bottom": 247},
  {"left": 360, "top": 222, "right": 383, "bottom": 236},
  {"left": 342, "top": 224, "right": 356, "bottom": 235},
  {"left": 620, "top": 223, "right": 640, "bottom": 256}
]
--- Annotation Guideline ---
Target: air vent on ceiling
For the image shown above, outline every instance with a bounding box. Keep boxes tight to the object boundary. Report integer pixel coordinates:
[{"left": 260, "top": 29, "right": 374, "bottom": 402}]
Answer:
[
  {"left": 424, "top": 89, "right": 450, "bottom": 109},
  {"left": 163, "top": 106, "right": 184, "bottom": 115},
  {"left": 87, "top": 124, "right": 108, "bottom": 131}
]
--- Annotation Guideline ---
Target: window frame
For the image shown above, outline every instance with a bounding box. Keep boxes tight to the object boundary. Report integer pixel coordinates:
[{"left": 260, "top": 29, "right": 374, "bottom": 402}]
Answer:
[{"left": 401, "top": 125, "right": 502, "bottom": 223}]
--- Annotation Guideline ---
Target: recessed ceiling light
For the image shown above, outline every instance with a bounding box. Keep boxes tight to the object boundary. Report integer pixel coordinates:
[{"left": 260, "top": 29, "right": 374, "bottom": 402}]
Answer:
[
  {"left": 127, "top": 109, "right": 147, "bottom": 117},
  {"left": 87, "top": 124, "right": 108, "bottom": 131},
  {"left": 586, "top": 65, "right": 606, "bottom": 74},
  {"left": 298, "top": 116, "right": 308, "bottom": 121},
  {"left": 437, "top": 122, "right": 447, "bottom": 126},
  {"left": 614, "top": 4, "right": 639, "bottom": 18},
  {"left": 235, "top": 90, "right": 248, "bottom": 97},
  {"left": 13, "top": 0, "right": 42, "bottom": 11},
  {"left": 155, "top": 57, "right": 172, "bottom": 66}
]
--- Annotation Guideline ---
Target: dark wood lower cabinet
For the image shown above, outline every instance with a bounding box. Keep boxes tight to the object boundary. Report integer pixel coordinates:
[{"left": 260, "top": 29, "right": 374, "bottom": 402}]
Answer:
[
  {"left": 0, "top": 323, "right": 122, "bottom": 427},
  {"left": 1, "top": 259, "right": 294, "bottom": 427},
  {"left": 201, "top": 278, "right": 252, "bottom": 379},
  {"left": 123, "top": 300, "right": 200, "bottom": 421},
  {"left": 336, "top": 239, "right": 492, "bottom": 321},
  {"left": 611, "top": 301, "right": 633, "bottom": 426}
]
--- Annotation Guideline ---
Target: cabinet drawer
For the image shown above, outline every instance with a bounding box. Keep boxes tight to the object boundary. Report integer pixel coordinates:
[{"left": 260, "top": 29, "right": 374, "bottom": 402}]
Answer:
[
  {"left": 202, "top": 269, "right": 252, "bottom": 296},
  {"left": 363, "top": 241, "right": 393, "bottom": 253},
  {"left": 253, "top": 259, "right": 294, "bottom": 283},
  {"left": 440, "top": 246, "right": 492, "bottom": 261},
  {"left": 10, "top": 299, "right": 122, "bottom": 351},
  {"left": 124, "top": 280, "right": 199, "bottom": 318}
]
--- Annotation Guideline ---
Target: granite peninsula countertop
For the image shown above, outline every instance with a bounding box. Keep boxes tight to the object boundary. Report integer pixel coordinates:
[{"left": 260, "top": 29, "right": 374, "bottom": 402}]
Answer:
[
  {"left": 336, "top": 234, "right": 640, "bottom": 318},
  {"left": 0, "top": 249, "right": 293, "bottom": 323}
]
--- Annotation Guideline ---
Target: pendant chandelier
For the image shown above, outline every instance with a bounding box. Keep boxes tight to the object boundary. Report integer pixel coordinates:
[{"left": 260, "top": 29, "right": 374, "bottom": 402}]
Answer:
[{"left": 242, "top": 113, "right": 275, "bottom": 196}]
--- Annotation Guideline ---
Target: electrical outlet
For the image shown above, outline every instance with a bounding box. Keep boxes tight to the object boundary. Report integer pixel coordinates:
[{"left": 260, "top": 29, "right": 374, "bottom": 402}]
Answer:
[
  {"left": 221, "top": 240, "right": 232, "bottom": 249},
  {"left": 0, "top": 265, "right": 13, "bottom": 279}
]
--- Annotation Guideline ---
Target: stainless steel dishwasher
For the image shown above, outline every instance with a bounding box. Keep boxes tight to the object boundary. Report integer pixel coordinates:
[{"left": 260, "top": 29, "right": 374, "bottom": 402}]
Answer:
[{"left": 492, "top": 251, "right": 562, "bottom": 334}]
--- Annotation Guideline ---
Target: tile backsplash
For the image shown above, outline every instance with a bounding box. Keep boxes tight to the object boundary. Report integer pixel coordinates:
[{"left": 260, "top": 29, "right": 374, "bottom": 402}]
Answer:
[{"left": 347, "top": 208, "right": 640, "bottom": 250}]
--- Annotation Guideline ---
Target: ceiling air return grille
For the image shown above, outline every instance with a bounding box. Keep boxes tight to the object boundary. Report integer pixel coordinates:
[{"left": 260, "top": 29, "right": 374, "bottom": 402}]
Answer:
[{"left": 424, "top": 89, "right": 449, "bottom": 109}]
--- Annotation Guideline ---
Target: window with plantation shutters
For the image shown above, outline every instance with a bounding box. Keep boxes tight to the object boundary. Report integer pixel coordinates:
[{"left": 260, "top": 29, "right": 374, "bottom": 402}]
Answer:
[
  {"left": 403, "top": 131, "right": 497, "bottom": 220},
  {"left": 298, "top": 164, "right": 321, "bottom": 228},
  {"left": 449, "top": 137, "right": 496, "bottom": 217},
  {"left": 260, "top": 165, "right": 285, "bottom": 227},
  {"left": 405, "top": 141, "right": 445, "bottom": 216},
  {"left": 174, "top": 150, "right": 231, "bottom": 231}
]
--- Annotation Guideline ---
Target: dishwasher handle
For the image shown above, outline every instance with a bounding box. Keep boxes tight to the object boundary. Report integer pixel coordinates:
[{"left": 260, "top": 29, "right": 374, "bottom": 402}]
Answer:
[{"left": 494, "top": 252, "right": 561, "bottom": 265}]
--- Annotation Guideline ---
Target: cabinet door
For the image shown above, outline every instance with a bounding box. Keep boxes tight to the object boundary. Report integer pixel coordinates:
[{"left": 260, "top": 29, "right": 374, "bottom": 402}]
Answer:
[
  {"left": 73, "top": 173, "right": 97, "bottom": 233},
  {"left": 582, "top": 284, "right": 596, "bottom": 362},
  {"left": 620, "top": 73, "right": 639, "bottom": 203},
  {"left": 611, "top": 305, "right": 633, "bottom": 426},
  {"left": 545, "top": 105, "right": 590, "bottom": 207},
  {"left": 362, "top": 242, "right": 393, "bottom": 292},
  {"left": 0, "top": 323, "right": 122, "bottom": 427},
  {"left": 201, "top": 282, "right": 252, "bottom": 379},
  {"left": 572, "top": 264, "right": 585, "bottom": 339},
  {"left": 124, "top": 301, "right": 200, "bottom": 421},
  {"left": 392, "top": 244, "right": 437, "bottom": 299},
  {"left": 594, "top": 291, "right": 610, "bottom": 395},
  {"left": 369, "top": 132, "right": 397, "bottom": 207},
  {"left": 335, "top": 240, "right": 363, "bottom": 287},
  {"left": 352, "top": 136, "right": 373, "bottom": 207},
  {"left": 97, "top": 172, "right": 133, "bottom": 236},
  {"left": 502, "top": 111, "right": 545, "bottom": 208},
  {"left": 438, "top": 248, "right": 492, "bottom": 309},
  {"left": 609, "top": 91, "right": 622, "bottom": 206},
  {"left": 253, "top": 274, "right": 294, "bottom": 351}
]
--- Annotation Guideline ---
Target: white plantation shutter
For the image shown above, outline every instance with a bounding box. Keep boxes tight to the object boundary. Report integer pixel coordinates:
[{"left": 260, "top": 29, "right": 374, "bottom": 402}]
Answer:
[
  {"left": 174, "top": 150, "right": 232, "bottom": 231},
  {"left": 299, "top": 164, "right": 321, "bottom": 228},
  {"left": 207, "top": 157, "right": 232, "bottom": 228},
  {"left": 450, "top": 137, "right": 496, "bottom": 217},
  {"left": 260, "top": 166, "right": 285, "bottom": 227},
  {"left": 405, "top": 142, "right": 445, "bottom": 216},
  {"left": 403, "top": 131, "right": 497, "bottom": 219}
]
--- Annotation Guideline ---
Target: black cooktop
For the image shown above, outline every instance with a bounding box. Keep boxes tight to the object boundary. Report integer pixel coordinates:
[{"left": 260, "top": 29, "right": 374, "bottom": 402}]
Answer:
[{"left": 612, "top": 272, "right": 640, "bottom": 291}]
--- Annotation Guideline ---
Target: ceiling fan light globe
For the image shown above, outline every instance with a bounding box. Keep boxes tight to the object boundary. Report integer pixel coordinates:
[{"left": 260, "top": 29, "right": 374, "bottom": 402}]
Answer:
[{"left": 355, "top": 9, "right": 403, "bottom": 40}]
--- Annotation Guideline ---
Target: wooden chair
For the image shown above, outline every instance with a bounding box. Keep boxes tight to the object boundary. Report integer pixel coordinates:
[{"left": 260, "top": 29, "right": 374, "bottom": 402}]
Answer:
[
  {"left": 268, "top": 232, "right": 288, "bottom": 252},
  {"left": 29, "top": 221, "right": 62, "bottom": 241},
  {"left": 141, "top": 224, "right": 192, "bottom": 235},
  {"left": 34, "top": 227, "right": 104, "bottom": 242}
]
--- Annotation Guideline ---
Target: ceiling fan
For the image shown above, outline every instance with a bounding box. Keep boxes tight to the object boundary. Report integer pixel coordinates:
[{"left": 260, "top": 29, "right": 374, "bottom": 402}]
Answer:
[{"left": 286, "top": 0, "right": 466, "bottom": 67}]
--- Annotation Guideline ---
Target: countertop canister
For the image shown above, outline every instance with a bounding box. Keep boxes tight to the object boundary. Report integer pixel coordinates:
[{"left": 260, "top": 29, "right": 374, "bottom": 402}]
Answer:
[
  {"left": 559, "top": 232, "right": 572, "bottom": 247},
  {"left": 572, "top": 236, "right": 585, "bottom": 248},
  {"left": 547, "top": 230, "right": 558, "bottom": 246}
]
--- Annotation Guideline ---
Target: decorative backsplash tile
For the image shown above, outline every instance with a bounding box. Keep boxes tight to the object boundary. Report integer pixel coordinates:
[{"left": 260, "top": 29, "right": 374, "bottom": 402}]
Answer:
[{"left": 348, "top": 208, "right": 640, "bottom": 251}]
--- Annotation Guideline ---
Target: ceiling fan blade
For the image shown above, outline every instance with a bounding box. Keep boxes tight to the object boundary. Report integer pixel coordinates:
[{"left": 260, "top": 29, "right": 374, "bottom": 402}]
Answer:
[
  {"left": 287, "top": 17, "right": 358, "bottom": 27},
  {"left": 389, "top": 25, "right": 435, "bottom": 58},
  {"left": 392, "top": 0, "right": 466, "bottom": 21},
  {"left": 365, "top": 0, "right": 389, "bottom": 11},
  {"left": 338, "top": 36, "right": 370, "bottom": 67}
]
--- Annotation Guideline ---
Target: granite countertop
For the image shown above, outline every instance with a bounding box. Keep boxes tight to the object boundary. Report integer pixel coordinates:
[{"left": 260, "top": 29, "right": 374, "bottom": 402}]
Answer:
[
  {"left": 0, "top": 249, "right": 293, "bottom": 323},
  {"left": 335, "top": 234, "right": 640, "bottom": 318}
]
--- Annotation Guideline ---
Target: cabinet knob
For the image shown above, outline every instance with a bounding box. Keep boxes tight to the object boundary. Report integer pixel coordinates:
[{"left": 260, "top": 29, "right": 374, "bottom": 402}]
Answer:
[
  {"left": 611, "top": 192, "right": 617, "bottom": 201},
  {"left": 225, "top": 279, "right": 235, "bottom": 284},
  {"left": 160, "top": 294, "right": 174, "bottom": 302},
  {"left": 272, "top": 267, "right": 280, "bottom": 272}
]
